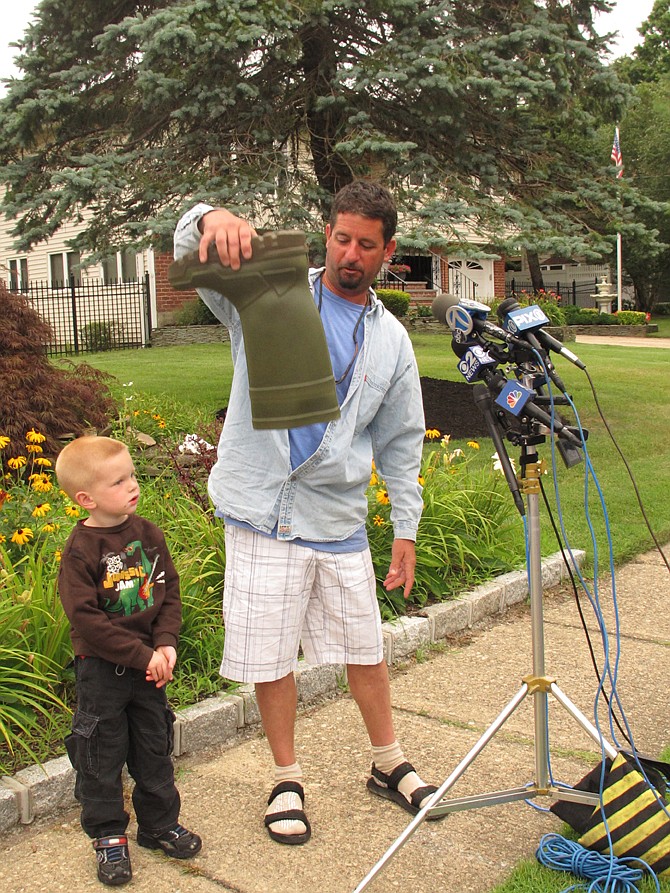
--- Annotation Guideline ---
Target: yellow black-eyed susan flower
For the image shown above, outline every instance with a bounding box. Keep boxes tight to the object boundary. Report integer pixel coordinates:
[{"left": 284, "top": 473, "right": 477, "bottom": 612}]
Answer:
[
  {"left": 373, "top": 514, "right": 386, "bottom": 527},
  {"left": 8, "top": 456, "right": 27, "bottom": 469},
  {"left": 26, "top": 429, "right": 46, "bottom": 444},
  {"left": 65, "top": 505, "right": 81, "bottom": 517},
  {"left": 425, "top": 428, "right": 441, "bottom": 440},
  {"left": 31, "top": 475, "right": 53, "bottom": 493},
  {"left": 467, "top": 440, "right": 480, "bottom": 450},
  {"left": 376, "top": 489, "right": 390, "bottom": 506},
  {"left": 0, "top": 435, "right": 10, "bottom": 449},
  {"left": 32, "top": 503, "right": 52, "bottom": 517},
  {"left": 11, "top": 527, "right": 34, "bottom": 546}
]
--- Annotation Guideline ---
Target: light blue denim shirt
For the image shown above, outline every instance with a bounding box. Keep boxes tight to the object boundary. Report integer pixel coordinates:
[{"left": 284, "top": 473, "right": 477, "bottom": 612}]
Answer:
[{"left": 174, "top": 204, "right": 426, "bottom": 543}]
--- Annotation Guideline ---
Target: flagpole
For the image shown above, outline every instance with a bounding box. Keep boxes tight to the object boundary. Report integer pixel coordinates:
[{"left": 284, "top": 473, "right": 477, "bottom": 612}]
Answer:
[
  {"left": 611, "top": 127, "right": 624, "bottom": 312},
  {"left": 616, "top": 232, "right": 622, "bottom": 312}
]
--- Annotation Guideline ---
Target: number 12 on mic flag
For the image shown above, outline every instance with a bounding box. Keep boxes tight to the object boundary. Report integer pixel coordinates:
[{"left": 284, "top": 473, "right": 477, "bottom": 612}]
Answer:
[{"left": 611, "top": 127, "right": 623, "bottom": 178}]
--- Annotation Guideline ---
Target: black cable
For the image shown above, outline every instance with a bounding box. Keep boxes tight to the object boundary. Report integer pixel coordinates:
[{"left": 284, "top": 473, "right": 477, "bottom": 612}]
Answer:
[
  {"left": 539, "top": 477, "right": 632, "bottom": 748},
  {"left": 585, "top": 367, "right": 670, "bottom": 575}
]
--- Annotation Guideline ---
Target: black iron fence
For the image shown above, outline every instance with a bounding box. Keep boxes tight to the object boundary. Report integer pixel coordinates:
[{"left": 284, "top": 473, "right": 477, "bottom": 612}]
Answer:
[
  {"left": 12, "top": 274, "right": 151, "bottom": 357},
  {"left": 505, "top": 278, "right": 600, "bottom": 308}
]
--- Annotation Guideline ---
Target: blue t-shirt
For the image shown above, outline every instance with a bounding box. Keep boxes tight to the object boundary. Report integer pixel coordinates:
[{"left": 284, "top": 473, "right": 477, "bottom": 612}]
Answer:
[{"left": 225, "top": 276, "right": 371, "bottom": 553}]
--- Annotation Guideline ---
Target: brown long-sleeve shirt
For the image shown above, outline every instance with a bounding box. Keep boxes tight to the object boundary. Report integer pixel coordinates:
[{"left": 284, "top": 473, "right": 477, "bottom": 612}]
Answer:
[{"left": 58, "top": 515, "right": 181, "bottom": 671}]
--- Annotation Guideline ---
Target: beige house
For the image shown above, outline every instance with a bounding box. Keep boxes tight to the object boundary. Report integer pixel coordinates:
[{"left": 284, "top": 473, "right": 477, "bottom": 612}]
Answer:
[{"left": 1, "top": 197, "right": 509, "bottom": 346}]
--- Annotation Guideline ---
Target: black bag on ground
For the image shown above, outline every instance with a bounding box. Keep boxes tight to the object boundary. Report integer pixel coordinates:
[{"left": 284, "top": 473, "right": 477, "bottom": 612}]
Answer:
[{"left": 550, "top": 752, "right": 670, "bottom": 877}]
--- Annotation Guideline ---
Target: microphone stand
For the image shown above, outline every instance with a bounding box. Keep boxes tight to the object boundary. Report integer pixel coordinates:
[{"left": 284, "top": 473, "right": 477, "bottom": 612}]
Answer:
[{"left": 352, "top": 367, "right": 616, "bottom": 893}]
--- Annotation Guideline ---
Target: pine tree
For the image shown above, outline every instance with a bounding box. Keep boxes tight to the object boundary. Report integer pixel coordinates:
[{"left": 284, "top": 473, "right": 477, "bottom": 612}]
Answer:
[{"left": 0, "top": 0, "right": 663, "bottom": 265}]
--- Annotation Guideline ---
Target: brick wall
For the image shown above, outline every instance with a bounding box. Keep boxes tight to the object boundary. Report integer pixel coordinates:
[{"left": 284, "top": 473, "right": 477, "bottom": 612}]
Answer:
[
  {"left": 437, "top": 253, "right": 449, "bottom": 292},
  {"left": 154, "top": 250, "right": 196, "bottom": 325},
  {"left": 493, "top": 257, "right": 506, "bottom": 299}
]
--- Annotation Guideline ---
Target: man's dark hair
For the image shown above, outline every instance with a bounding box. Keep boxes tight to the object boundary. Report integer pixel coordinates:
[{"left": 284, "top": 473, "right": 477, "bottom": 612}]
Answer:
[{"left": 330, "top": 180, "right": 397, "bottom": 245}]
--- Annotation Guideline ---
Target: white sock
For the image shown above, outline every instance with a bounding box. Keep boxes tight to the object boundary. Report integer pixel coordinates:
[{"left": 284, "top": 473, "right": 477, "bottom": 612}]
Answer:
[
  {"left": 265, "top": 763, "right": 307, "bottom": 837},
  {"left": 371, "top": 742, "right": 434, "bottom": 810}
]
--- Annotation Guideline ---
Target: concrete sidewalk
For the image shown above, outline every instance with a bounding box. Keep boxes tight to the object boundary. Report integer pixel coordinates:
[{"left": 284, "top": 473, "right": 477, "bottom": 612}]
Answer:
[
  {"left": 575, "top": 334, "right": 670, "bottom": 349},
  {"left": 0, "top": 546, "right": 668, "bottom": 893}
]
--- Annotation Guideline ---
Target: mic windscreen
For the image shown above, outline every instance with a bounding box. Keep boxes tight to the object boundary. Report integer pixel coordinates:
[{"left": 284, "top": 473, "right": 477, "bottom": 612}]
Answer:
[
  {"left": 431, "top": 293, "right": 460, "bottom": 324},
  {"left": 496, "top": 296, "right": 520, "bottom": 321}
]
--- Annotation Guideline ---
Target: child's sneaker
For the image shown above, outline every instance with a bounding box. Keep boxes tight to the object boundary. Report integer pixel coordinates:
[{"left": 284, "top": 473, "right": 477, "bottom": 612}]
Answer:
[
  {"left": 137, "top": 823, "right": 202, "bottom": 859},
  {"left": 92, "top": 835, "right": 132, "bottom": 886}
]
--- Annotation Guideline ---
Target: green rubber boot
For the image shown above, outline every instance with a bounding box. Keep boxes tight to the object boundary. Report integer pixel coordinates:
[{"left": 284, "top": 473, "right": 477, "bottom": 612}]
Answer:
[{"left": 169, "top": 231, "right": 340, "bottom": 429}]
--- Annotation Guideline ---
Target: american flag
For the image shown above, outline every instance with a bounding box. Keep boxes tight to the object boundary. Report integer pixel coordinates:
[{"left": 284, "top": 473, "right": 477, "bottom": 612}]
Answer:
[{"left": 611, "top": 127, "right": 623, "bottom": 178}]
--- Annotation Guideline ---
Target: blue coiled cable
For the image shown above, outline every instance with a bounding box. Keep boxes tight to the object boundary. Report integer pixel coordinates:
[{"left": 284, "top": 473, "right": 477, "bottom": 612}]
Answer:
[{"left": 536, "top": 833, "right": 659, "bottom": 893}]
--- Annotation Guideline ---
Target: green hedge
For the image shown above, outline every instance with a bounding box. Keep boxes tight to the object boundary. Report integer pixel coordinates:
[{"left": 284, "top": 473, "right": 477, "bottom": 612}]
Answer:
[
  {"left": 563, "top": 306, "right": 620, "bottom": 326},
  {"left": 375, "top": 288, "right": 411, "bottom": 317},
  {"left": 615, "top": 310, "right": 646, "bottom": 325},
  {"left": 174, "top": 298, "right": 219, "bottom": 326}
]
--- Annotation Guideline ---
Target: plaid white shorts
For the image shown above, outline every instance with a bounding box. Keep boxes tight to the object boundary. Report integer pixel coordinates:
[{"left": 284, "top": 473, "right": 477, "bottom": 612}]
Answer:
[{"left": 219, "top": 525, "right": 383, "bottom": 683}]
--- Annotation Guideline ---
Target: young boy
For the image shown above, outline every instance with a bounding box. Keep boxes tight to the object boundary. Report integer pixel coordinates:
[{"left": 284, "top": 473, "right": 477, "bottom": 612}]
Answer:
[{"left": 55, "top": 436, "right": 201, "bottom": 886}]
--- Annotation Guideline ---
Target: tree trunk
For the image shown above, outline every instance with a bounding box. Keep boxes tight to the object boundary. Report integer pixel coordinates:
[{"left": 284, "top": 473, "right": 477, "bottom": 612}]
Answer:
[
  {"left": 300, "top": 23, "right": 353, "bottom": 208},
  {"left": 525, "top": 250, "right": 545, "bottom": 293}
]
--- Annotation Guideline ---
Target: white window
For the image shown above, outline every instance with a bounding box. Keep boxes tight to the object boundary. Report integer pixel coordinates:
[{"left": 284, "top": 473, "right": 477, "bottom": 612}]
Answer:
[
  {"left": 102, "top": 249, "right": 138, "bottom": 284},
  {"left": 8, "top": 257, "right": 28, "bottom": 291},
  {"left": 49, "top": 251, "right": 81, "bottom": 287}
]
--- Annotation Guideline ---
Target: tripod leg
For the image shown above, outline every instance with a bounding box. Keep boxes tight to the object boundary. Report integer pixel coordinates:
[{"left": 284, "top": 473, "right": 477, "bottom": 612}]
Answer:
[
  {"left": 352, "top": 683, "right": 530, "bottom": 893},
  {"left": 550, "top": 683, "right": 617, "bottom": 760}
]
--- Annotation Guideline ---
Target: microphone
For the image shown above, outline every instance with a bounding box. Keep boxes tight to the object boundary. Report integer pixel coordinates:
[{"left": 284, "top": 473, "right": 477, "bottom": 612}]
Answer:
[
  {"left": 497, "top": 297, "right": 587, "bottom": 371},
  {"left": 432, "top": 294, "right": 522, "bottom": 346},
  {"left": 472, "top": 385, "right": 526, "bottom": 516},
  {"left": 452, "top": 342, "right": 582, "bottom": 447},
  {"left": 451, "top": 340, "right": 503, "bottom": 385}
]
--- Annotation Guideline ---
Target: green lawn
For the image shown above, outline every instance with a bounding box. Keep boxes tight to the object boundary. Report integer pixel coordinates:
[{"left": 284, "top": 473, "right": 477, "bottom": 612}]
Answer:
[
  {"left": 649, "top": 314, "right": 670, "bottom": 337},
  {"left": 70, "top": 326, "right": 670, "bottom": 569}
]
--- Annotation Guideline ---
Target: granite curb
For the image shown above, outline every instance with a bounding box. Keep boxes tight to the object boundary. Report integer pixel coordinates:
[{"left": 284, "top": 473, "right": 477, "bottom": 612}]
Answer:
[{"left": 0, "top": 550, "right": 583, "bottom": 836}]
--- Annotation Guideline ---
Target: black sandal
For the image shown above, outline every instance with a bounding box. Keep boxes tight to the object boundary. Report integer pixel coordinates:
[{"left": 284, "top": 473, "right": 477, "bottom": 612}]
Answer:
[
  {"left": 367, "top": 761, "right": 445, "bottom": 821},
  {"left": 264, "top": 781, "right": 312, "bottom": 845}
]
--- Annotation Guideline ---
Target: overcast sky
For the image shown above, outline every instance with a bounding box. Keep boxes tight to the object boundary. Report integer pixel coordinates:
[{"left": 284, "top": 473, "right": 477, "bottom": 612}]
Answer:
[{"left": 0, "top": 1, "right": 660, "bottom": 97}]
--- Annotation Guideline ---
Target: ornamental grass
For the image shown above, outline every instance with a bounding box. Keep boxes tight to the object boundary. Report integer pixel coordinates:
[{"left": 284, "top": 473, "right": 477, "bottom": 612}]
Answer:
[
  {"left": 0, "top": 395, "right": 526, "bottom": 774},
  {"left": 369, "top": 436, "right": 525, "bottom": 618}
]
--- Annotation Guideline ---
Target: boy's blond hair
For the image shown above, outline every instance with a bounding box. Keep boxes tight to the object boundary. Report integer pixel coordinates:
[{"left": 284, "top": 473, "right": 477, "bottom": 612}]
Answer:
[{"left": 55, "top": 436, "right": 129, "bottom": 501}]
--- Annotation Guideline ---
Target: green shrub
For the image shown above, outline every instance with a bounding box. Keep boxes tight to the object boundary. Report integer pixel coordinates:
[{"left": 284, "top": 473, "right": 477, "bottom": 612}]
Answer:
[
  {"left": 80, "top": 320, "right": 123, "bottom": 351},
  {"left": 615, "top": 310, "right": 647, "bottom": 325},
  {"left": 376, "top": 289, "right": 411, "bottom": 317},
  {"left": 411, "top": 303, "right": 434, "bottom": 319},
  {"left": 174, "top": 298, "right": 219, "bottom": 326},
  {"left": 654, "top": 302, "right": 670, "bottom": 316},
  {"left": 563, "top": 306, "right": 621, "bottom": 326},
  {"left": 594, "top": 312, "right": 621, "bottom": 325}
]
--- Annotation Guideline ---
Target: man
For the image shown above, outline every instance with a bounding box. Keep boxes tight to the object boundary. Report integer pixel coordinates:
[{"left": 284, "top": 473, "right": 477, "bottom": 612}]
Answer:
[{"left": 173, "top": 180, "right": 439, "bottom": 844}]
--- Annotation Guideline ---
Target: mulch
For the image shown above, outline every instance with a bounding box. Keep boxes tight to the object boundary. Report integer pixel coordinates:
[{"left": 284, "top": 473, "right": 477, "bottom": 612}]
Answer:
[
  {"left": 217, "top": 377, "right": 490, "bottom": 440},
  {"left": 420, "top": 377, "right": 490, "bottom": 440}
]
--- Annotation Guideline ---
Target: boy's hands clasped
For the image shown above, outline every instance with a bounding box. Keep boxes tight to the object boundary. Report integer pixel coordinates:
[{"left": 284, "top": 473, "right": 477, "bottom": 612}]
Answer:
[{"left": 146, "top": 645, "right": 177, "bottom": 688}]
